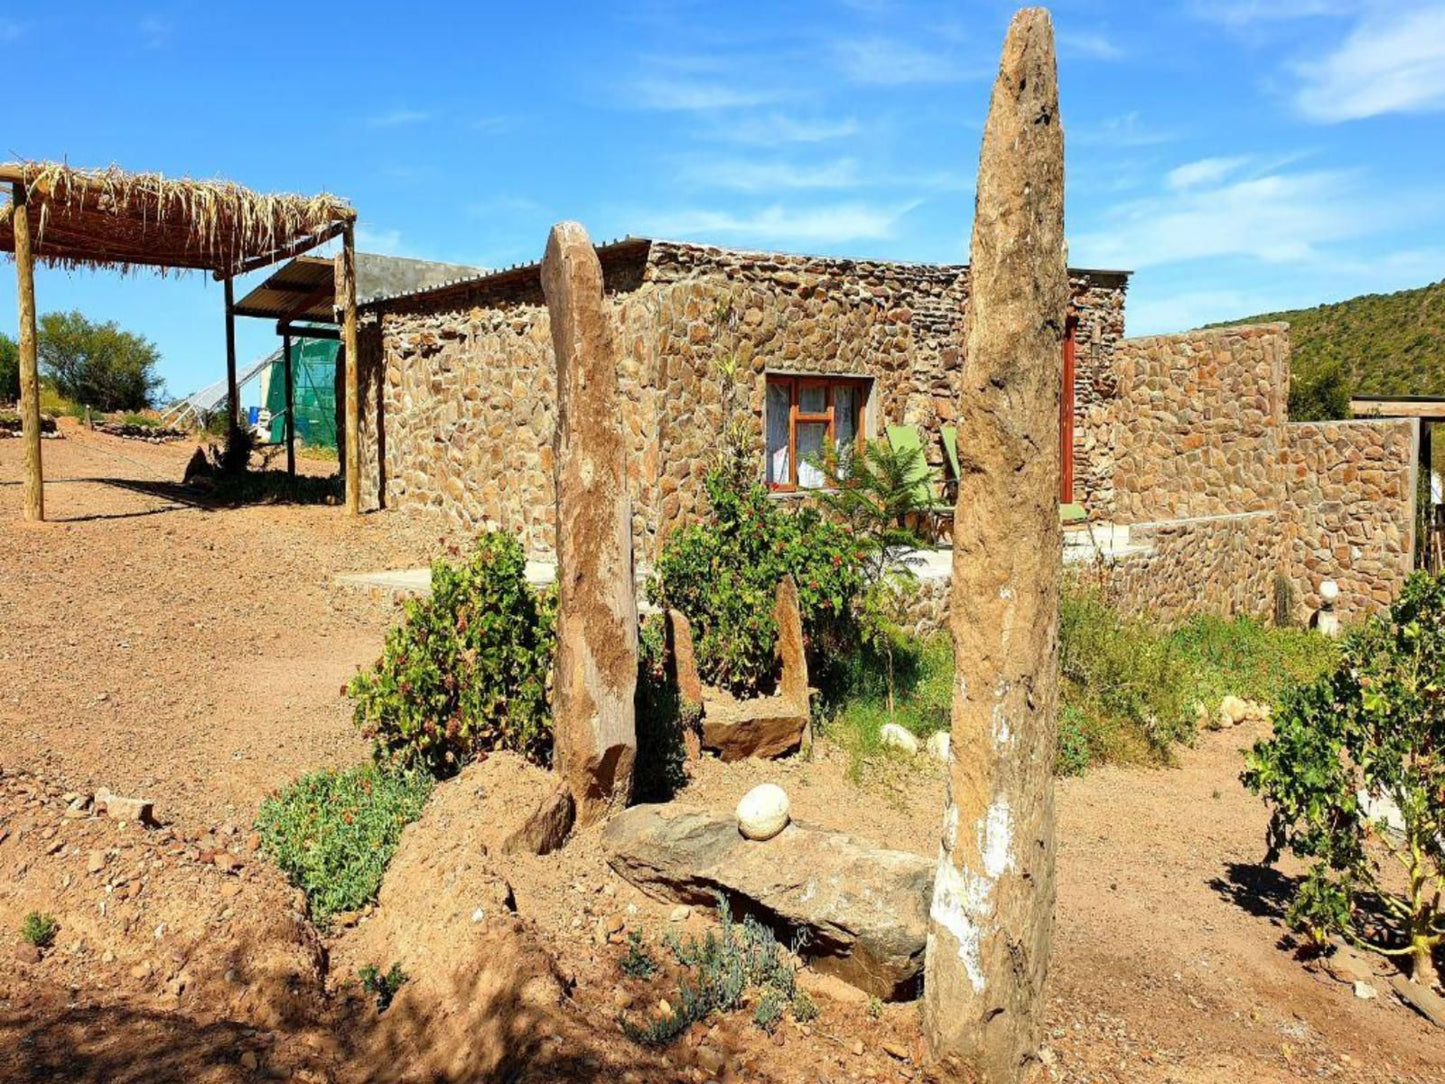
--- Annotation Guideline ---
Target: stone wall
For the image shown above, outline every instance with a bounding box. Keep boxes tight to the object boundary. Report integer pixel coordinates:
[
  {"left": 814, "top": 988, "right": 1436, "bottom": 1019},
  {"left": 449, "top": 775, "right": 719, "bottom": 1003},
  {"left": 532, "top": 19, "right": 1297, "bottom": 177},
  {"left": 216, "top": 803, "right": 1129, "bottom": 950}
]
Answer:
[
  {"left": 1092, "top": 512, "right": 1281, "bottom": 623},
  {"left": 1107, "top": 324, "right": 1290, "bottom": 523},
  {"left": 358, "top": 239, "right": 1128, "bottom": 564},
  {"left": 1282, "top": 418, "right": 1418, "bottom": 622}
]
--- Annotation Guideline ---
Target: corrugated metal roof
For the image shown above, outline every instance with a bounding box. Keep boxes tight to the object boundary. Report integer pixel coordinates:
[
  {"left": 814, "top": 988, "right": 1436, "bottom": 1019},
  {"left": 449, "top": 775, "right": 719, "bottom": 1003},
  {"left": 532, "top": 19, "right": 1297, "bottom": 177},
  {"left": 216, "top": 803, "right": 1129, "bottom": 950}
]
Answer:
[{"left": 233, "top": 252, "right": 490, "bottom": 322}]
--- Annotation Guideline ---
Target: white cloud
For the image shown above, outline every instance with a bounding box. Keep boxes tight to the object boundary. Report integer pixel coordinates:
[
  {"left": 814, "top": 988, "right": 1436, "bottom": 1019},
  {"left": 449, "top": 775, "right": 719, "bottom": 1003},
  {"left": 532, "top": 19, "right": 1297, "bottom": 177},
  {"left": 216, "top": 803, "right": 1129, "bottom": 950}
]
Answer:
[
  {"left": 1166, "top": 156, "right": 1252, "bottom": 190},
  {"left": 1073, "top": 111, "right": 1176, "bottom": 148},
  {"left": 627, "top": 78, "right": 779, "bottom": 111},
  {"left": 1191, "top": 0, "right": 1358, "bottom": 26},
  {"left": 637, "top": 200, "right": 921, "bottom": 246},
  {"left": 1294, "top": 5, "right": 1445, "bottom": 121},
  {"left": 355, "top": 225, "right": 406, "bottom": 254},
  {"left": 674, "top": 157, "right": 863, "bottom": 192},
  {"left": 709, "top": 113, "right": 860, "bottom": 144},
  {"left": 139, "top": 16, "right": 172, "bottom": 48},
  {"left": 1073, "top": 167, "right": 1392, "bottom": 269},
  {"left": 1059, "top": 30, "right": 1125, "bottom": 60},
  {"left": 831, "top": 37, "right": 975, "bottom": 85},
  {"left": 367, "top": 108, "right": 430, "bottom": 128},
  {"left": 1125, "top": 288, "right": 1262, "bottom": 336}
]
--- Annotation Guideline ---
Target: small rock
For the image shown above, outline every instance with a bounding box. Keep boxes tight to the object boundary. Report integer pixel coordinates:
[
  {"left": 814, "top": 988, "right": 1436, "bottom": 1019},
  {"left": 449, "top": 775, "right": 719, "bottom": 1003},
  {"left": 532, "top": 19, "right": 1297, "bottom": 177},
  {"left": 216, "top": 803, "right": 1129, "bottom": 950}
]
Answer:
[
  {"left": 925, "top": 730, "right": 950, "bottom": 762},
  {"left": 95, "top": 789, "right": 156, "bottom": 826},
  {"left": 796, "top": 968, "right": 870, "bottom": 1006},
  {"left": 736, "top": 783, "right": 790, "bottom": 841},
  {"left": 879, "top": 723, "right": 919, "bottom": 755},
  {"left": 612, "top": 988, "right": 633, "bottom": 1010},
  {"left": 695, "top": 1045, "right": 727, "bottom": 1076},
  {"left": 1038, "top": 1046, "right": 1056, "bottom": 1067},
  {"left": 87, "top": 850, "right": 107, "bottom": 874},
  {"left": 1353, "top": 980, "right": 1377, "bottom": 1000},
  {"left": 1218, "top": 695, "right": 1251, "bottom": 727},
  {"left": 669, "top": 905, "right": 692, "bottom": 923},
  {"left": 1390, "top": 975, "right": 1445, "bottom": 1028},
  {"left": 213, "top": 852, "right": 241, "bottom": 874},
  {"left": 851, "top": 1039, "right": 865, "bottom": 1057},
  {"left": 239, "top": 1050, "right": 259, "bottom": 1071},
  {"left": 15, "top": 943, "right": 42, "bottom": 965},
  {"left": 882, "top": 1041, "right": 911, "bottom": 1062}
]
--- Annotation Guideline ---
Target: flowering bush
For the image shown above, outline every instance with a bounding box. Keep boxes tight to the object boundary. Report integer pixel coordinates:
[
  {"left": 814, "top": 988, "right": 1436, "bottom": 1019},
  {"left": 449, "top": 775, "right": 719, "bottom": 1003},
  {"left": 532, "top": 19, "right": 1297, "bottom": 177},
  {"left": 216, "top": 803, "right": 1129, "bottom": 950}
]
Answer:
[
  {"left": 348, "top": 532, "right": 556, "bottom": 775},
  {"left": 649, "top": 469, "right": 864, "bottom": 695}
]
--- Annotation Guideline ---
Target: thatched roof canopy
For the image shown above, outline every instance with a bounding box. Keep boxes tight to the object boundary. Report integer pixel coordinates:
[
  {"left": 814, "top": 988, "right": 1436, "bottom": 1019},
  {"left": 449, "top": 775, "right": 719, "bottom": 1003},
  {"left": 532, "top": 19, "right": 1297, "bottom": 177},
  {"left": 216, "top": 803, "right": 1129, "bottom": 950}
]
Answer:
[{"left": 0, "top": 162, "right": 355, "bottom": 278}]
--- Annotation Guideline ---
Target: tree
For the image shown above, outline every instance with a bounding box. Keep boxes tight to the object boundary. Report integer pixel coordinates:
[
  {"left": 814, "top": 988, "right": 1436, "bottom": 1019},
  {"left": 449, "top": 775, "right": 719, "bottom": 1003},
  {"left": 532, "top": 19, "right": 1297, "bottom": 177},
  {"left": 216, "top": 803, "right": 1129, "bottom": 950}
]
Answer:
[
  {"left": 38, "top": 310, "right": 163, "bottom": 412},
  {"left": 922, "top": 9, "right": 1067, "bottom": 1082},
  {"left": 1243, "top": 570, "right": 1445, "bottom": 990},
  {"left": 0, "top": 332, "right": 17, "bottom": 403},
  {"left": 1288, "top": 355, "right": 1352, "bottom": 421}
]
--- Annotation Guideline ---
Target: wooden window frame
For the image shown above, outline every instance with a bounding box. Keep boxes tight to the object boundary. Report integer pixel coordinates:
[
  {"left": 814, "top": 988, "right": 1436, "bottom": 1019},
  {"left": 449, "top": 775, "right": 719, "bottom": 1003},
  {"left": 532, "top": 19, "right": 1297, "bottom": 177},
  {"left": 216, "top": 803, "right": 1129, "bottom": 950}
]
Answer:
[{"left": 765, "top": 374, "right": 870, "bottom": 492}]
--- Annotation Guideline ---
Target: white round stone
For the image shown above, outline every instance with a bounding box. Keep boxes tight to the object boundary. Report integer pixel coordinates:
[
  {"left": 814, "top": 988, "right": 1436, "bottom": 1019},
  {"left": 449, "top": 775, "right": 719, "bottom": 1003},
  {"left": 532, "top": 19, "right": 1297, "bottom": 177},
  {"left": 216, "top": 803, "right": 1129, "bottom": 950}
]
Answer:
[
  {"left": 926, "top": 730, "right": 950, "bottom": 763},
  {"left": 736, "top": 783, "right": 790, "bottom": 841},
  {"left": 879, "top": 723, "right": 920, "bottom": 755},
  {"left": 1320, "top": 579, "right": 1340, "bottom": 604}
]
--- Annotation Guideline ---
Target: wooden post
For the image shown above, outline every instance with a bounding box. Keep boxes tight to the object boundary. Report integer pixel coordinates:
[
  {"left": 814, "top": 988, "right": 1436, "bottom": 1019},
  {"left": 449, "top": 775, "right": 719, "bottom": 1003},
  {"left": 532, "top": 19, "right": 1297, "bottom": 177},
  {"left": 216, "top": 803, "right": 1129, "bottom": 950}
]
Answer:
[
  {"left": 223, "top": 277, "right": 239, "bottom": 437},
  {"left": 283, "top": 331, "right": 296, "bottom": 477},
  {"left": 338, "top": 223, "right": 360, "bottom": 515},
  {"left": 13, "top": 182, "right": 42, "bottom": 522}
]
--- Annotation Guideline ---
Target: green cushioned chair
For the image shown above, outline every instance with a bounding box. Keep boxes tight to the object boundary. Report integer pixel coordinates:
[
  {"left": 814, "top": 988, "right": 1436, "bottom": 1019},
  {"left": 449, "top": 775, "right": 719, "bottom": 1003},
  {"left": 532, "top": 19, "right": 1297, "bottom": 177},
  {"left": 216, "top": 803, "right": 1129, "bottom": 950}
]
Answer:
[{"left": 886, "top": 424, "right": 954, "bottom": 543}]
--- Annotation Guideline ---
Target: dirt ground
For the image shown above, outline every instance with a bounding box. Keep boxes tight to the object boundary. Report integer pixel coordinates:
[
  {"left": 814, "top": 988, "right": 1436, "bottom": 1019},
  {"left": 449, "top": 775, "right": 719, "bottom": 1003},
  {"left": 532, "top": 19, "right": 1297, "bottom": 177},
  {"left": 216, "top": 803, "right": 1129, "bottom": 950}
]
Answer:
[{"left": 2, "top": 425, "right": 1443, "bottom": 1083}]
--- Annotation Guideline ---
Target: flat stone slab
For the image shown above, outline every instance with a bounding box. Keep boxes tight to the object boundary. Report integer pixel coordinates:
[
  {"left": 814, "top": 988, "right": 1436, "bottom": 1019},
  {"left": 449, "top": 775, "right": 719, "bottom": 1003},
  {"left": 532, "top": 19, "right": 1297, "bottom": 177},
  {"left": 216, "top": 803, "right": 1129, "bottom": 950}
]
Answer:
[{"left": 603, "top": 804, "right": 932, "bottom": 1000}]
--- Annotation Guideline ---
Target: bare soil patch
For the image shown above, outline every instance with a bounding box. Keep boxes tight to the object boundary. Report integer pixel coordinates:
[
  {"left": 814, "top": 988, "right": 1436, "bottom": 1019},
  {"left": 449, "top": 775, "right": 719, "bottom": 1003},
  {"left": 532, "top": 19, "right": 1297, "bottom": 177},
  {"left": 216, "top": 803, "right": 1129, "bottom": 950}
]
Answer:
[{"left": 2, "top": 424, "right": 1442, "bottom": 1082}]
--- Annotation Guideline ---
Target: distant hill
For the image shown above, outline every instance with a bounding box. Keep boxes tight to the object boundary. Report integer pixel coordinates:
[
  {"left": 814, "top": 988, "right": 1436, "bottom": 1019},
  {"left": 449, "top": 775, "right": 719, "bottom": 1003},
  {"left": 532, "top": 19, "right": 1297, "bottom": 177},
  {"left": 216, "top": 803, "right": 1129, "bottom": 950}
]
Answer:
[{"left": 1215, "top": 278, "right": 1445, "bottom": 419}]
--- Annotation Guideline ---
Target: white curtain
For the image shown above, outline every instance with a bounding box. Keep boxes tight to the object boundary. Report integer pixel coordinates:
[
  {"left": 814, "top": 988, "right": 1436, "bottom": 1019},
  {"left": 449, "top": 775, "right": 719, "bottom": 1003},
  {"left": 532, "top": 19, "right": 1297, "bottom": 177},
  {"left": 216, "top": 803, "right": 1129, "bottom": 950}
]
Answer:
[{"left": 767, "top": 382, "right": 791, "bottom": 485}]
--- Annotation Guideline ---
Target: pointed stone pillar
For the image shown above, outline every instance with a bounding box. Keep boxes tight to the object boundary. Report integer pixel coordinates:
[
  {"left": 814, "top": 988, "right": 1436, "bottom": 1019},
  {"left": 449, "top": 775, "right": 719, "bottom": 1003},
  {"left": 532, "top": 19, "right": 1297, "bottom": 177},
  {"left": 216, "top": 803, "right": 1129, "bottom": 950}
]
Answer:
[
  {"left": 541, "top": 221, "right": 639, "bottom": 826},
  {"left": 923, "top": 9, "right": 1069, "bottom": 1083}
]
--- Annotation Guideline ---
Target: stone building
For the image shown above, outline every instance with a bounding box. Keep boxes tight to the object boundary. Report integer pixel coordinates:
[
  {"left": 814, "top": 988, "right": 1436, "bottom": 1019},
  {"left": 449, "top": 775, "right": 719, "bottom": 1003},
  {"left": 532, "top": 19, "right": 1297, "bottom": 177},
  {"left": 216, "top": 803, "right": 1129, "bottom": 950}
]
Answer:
[
  {"left": 350, "top": 236, "right": 1419, "bottom": 626},
  {"left": 353, "top": 237, "right": 1128, "bottom": 564}
]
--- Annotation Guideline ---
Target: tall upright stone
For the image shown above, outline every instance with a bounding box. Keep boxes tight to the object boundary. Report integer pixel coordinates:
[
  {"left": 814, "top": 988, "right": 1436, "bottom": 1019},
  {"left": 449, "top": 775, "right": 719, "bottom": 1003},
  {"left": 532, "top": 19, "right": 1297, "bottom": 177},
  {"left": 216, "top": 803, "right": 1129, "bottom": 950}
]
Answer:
[
  {"left": 923, "top": 9, "right": 1068, "bottom": 1083},
  {"left": 541, "top": 221, "right": 639, "bottom": 826}
]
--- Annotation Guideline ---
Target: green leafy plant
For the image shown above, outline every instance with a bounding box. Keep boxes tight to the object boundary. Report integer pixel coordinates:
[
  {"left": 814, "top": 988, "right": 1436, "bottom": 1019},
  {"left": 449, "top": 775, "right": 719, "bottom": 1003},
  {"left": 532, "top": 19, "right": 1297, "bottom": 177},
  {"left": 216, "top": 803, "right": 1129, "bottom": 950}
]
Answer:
[
  {"left": 811, "top": 439, "right": 931, "bottom": 720},
  {"left": 255, "top": 765, "right": 432, "bottom": 927},
  {"left": 649, "top": 469, "right": 864, "bottom": 696},
  {"left": 790, "top": 989, "right": 820, "bottom": 1024},
  {"left": 358, "top": 962, "right": 408, "bottom": 1011},
  {"left": 21, "top": 911, "right": 58, "bottom": 949},
  {"left": 866, "top": 996, "right": 883, "bottom": 1020},
  {"left": 349, "top": 532, "right": 556, "bottom": 776},
  {"left": 1243, "top": 570, "right": 1445, "bottom": 989},
  {"left": 620, "top": 931, "right": 659, "bottom": 979},
  {"left": 621, "top": 898, "right": 809, "bottom": 1046}
]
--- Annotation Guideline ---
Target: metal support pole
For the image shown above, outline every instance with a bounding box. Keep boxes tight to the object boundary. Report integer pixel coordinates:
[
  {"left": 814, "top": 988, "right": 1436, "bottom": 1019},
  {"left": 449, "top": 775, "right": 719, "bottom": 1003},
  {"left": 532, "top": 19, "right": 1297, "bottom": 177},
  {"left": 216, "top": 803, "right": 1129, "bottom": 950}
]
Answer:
[{"left": 284, "top": 331, "right": 296, "bottom": 477}]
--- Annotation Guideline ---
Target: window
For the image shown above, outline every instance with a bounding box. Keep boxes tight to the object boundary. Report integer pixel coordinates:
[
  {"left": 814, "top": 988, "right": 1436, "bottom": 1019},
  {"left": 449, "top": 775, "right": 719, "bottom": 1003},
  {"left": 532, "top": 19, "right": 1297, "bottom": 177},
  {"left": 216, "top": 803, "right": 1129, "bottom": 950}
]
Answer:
[{"left": 765, "top": 375, "right": 869, "bottom": 491}]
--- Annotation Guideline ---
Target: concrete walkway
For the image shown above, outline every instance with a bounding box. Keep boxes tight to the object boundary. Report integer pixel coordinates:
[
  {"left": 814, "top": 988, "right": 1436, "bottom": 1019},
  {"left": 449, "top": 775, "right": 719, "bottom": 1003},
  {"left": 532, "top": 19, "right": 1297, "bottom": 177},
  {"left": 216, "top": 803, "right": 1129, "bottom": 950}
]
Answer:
[{"left": 333, "top": 524, "right": 1148, "bottom": 600}]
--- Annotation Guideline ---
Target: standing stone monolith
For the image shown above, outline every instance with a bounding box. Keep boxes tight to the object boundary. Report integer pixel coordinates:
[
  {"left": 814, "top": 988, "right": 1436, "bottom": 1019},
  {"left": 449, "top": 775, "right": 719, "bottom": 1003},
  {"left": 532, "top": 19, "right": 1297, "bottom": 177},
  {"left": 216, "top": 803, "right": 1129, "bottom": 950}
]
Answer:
[
  {"left": 922, "top": 9, "right": 1068, "bottom": 1083},
  {"left": 541, "top": 221, "right": 639, "bottom": 826}
]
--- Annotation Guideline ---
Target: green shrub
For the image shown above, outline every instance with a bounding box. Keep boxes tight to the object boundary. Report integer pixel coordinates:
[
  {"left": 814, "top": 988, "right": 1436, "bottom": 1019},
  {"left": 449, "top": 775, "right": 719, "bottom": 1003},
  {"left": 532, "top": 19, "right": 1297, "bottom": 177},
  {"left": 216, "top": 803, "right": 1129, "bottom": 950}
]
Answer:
[
  {"left": 1243, "top": 571, "right": 1445, "bottom": 989},
  {"left": 621, "top": 899, "right": 809, "bottom": 1046},
  {"left": 358, "top": 962, "right": 408, "bottom": 1011},
  {"left": 649, "top": 469, "right": 865, "bottom": 696},
  {"left": 21, "top": 911, "right": 57, "bottom": 949},
  {"left": 1167, "top": 613, "right": 1337, "bottom": 708},
  {"left": 255, "top": 765, "right": 432, "bottom": 927},
  {"left": 349, "top": 533, "right": 556, "bottom": 776},
  {"left": 620, "top": 931, "right": 659, "bottom": 979}
]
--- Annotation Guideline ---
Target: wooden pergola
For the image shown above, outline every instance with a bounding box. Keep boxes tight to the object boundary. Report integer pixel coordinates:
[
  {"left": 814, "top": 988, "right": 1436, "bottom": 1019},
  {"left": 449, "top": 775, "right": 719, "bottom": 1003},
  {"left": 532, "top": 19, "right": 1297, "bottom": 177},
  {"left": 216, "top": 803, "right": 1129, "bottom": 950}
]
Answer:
[{"left": 0, "top": 161, "right": 363, "bottom": 519}]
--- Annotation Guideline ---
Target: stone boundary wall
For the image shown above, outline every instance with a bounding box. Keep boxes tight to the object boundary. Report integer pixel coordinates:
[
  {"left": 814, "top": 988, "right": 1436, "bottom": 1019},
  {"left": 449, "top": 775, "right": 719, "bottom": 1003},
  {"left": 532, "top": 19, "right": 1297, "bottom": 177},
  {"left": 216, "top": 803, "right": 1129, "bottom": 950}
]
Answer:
[
  {"left": 1092, "top": 511, "right": 1281, "bottom": 623},
  {"left": 357, "top": 239, "right": 1128, "bottom": 565},
  {"left": 1107, "top": 324, "right": 1290, "bottom": 523},
  {"left": 1282, "top": 418, "right": 1418, "bottom": 622}
]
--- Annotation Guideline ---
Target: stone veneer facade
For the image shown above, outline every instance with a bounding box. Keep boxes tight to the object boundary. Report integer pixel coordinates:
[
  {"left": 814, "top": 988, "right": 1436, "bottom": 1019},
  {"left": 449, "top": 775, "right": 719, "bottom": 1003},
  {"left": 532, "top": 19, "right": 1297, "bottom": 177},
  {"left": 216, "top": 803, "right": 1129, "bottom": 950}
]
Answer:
[
  {"left": 1092, "top": 324, "right": 1417, "bottom": 624},
  {"left": 355, "top": 239, "right": 1127, "bottom": 564},
  {"left": 353, "top": 241, "right": 1417, "bottom": 629}
]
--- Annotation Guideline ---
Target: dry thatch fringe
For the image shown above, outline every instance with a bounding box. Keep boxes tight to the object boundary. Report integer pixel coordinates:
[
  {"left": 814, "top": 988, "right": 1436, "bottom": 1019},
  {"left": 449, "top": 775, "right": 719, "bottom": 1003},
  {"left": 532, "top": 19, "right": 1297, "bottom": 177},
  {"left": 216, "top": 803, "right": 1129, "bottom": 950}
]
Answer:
[{"left": 6, "top": 161, "right": 354, "bottom": 275}]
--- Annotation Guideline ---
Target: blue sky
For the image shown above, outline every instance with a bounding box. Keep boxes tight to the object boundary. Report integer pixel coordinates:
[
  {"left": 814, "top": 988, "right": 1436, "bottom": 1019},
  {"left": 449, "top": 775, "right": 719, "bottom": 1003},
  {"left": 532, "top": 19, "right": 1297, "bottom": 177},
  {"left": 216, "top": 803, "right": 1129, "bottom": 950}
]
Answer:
[{"left": 2, "top": 0, "right": 1443, "bottom": 401}]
